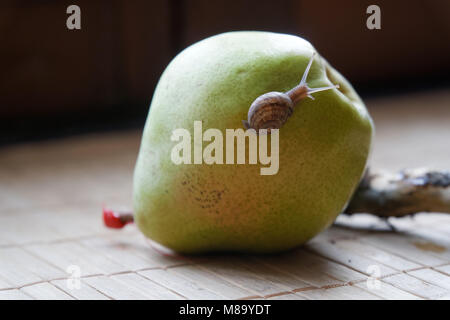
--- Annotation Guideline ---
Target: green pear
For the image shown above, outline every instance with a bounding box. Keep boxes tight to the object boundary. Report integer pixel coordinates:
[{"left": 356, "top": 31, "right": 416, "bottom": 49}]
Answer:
[{"left": 133, "top": 31, "right": 374, "bottom": 254}]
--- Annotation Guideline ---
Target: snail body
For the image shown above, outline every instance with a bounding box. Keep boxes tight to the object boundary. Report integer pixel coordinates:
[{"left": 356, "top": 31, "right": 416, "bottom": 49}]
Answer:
[{"left": 243, "top": 52, "right": 339, "bottom": 133}]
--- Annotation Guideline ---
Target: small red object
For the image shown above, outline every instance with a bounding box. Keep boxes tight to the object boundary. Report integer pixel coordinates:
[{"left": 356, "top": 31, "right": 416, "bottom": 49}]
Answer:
[{"left": 103, "top": 207, "right": 133, "bottom": 229}]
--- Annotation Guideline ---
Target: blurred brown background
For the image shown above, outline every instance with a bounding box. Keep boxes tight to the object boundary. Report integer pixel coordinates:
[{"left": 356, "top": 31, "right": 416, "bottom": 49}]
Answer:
[{"left": 1, "top": 0, "right": 449, "bottom": 144}]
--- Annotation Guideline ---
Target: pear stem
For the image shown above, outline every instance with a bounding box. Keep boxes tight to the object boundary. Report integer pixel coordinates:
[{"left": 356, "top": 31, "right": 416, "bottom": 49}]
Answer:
[{"left": 345, "top": 168, "right": 450, "bottom": 217}]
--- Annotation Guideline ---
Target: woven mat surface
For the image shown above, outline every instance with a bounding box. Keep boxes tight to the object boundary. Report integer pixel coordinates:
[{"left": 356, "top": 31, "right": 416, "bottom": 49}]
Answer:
[{"left": 1, "top": 89, "right": 449, "bottom": 300}]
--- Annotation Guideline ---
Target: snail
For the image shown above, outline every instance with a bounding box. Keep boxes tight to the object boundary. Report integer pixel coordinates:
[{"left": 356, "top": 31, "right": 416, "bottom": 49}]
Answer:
[{"left": 242, "top": 52, "right": 339, "bottom": 133}]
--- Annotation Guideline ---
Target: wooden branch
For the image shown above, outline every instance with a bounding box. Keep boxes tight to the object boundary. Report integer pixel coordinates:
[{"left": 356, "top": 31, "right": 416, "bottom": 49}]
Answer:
[{"left": 345, "top": 168, "right": 450, "bottom": 217}]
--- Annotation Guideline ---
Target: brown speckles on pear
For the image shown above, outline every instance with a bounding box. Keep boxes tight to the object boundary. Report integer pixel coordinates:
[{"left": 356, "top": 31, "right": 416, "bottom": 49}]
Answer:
[{"left": 181, "top": 173, "right": 227, "bottom": 214}]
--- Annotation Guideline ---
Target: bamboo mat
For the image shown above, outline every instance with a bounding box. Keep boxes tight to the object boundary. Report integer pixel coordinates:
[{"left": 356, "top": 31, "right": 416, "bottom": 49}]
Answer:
[{"left": 0, "top": 89, "right": 449, "bottom": 300}]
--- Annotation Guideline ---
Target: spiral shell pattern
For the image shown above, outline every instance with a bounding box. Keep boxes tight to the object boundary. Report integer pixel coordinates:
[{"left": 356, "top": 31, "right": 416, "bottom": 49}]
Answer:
[{"left": 247, "top": 92, "right": 294, "bottom": 132}]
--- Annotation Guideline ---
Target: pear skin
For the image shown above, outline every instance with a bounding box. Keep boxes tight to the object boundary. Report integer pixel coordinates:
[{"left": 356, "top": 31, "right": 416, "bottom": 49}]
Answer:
[{"left": 133, "top": 31, "right": 374, "bottom": 254}]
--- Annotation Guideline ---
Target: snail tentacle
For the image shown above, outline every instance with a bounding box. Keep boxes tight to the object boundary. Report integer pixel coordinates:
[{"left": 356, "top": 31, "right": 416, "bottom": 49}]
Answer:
[
  {"left": 299, "top": 51, "right": 316, "bottom": 86},
  {"left": 307, "top": 84, "right": 340, "bottom": 96}
]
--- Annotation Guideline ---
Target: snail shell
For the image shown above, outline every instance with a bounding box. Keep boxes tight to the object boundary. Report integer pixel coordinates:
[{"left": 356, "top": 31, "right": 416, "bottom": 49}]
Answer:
[{"left": 246, "top": 92, "right": 294, "bottom": 132}]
